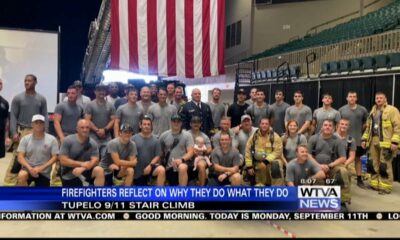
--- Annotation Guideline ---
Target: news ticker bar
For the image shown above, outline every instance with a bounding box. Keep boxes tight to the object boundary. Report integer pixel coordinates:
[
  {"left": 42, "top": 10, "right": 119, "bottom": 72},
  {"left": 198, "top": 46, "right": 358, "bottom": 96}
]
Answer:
[{"left": 0, "top": 212, "right": 399, "bottom": 221}]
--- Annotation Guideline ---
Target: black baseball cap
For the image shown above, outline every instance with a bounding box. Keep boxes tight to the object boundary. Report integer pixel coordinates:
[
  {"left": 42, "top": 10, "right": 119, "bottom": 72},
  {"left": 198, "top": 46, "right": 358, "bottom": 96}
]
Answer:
[
  {"left": 171, "top": 114, "right": 182, "bottom": 121},
  {"left": 238, "top": 88, "right": 246, "bottom": 95},
  {"left": 120, "top": 124, "right": 134, "bottom": 133}
]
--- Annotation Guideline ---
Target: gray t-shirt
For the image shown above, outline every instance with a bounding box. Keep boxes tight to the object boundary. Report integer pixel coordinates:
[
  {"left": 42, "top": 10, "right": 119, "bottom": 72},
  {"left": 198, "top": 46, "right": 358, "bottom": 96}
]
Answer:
[
  {"left": 54, "top": 102, "right": 84, "bottom": 135},
  {"left": 334, "top": 133, "right": 357, "bottom": 158},
  {"left": 116, "top": 103, "right": 144, "bottom": 134},
  {"left": 17, "top": 133, "right": 59, "bottom": 178},
  {"left": 286, "top": 159, "right": 321, "bottom": 186},
  {"left": 284, "top": 105, "right": 312, "bottom": 129},
  {"left": 270, "top": 102, "right": 290, "bottom": 135},
  {"left": 137, "top": 100, "right": 155, "bottom": 114},
  {"left": 313, "top": 107, "right": 341, "bottom": 133},
  {"left": 237, "top": 127, "right": 258, "bottom": 157},
  {"left": 148, "top": 103, "right": 177, "bottom": 137},
  {"left": 10, "top": 92, "right": 48, "bottom": 136},
  {"left": 101, "top": 138, "right": 137, "bottom": 175},
  {"left": 59, "top": 134, "right": 99, "bottom": 180},
  {"left": 64, "top": 95, "right": 91, "bottom": 110},
  {"left": 307, "top": 134, "right": 346, "bottom": 165},
  {"left": 132, "top": 134, "right": 162, "bottom": 179},
  {"left": 338, "top": 104, "right": 368, "bottom": 146},
  {"left": 85, "top": 100, "right": 116, "bottom": 144},
  {"left": 212, "top": 129, "right": 239, "bottom": 150},
  {"left": 159, "top": 130, "right": 194, "bottom": 169},
  {"left": 211, "top": 147, "right": 241, "bottom": 168},
  {"left": 208, "top": 101, "right": 226, "bottom": 128},
  {"left": 246, "top": 103, "right": 274, "bottom": 127},
  {"left": 283, "top": 134, "right": 307, "bottom": 162}
]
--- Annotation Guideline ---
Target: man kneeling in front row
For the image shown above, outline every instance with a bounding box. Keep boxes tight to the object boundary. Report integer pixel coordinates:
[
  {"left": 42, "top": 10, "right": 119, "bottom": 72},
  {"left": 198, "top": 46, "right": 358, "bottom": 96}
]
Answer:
[
  {"left": 59, "top": 119, "right": 104, "bottom": 187},
  {"left": 208, "top": 133, "right": 242, "bottom": 186},
  {"left": 286, "top": 144, "right": 325, "bottom": 186},
  {"left": 101, "top": 124, "right": 137, "bottom": 186},
  {"left": 17, "top": 115, "right": 59, "bottom": 187}
]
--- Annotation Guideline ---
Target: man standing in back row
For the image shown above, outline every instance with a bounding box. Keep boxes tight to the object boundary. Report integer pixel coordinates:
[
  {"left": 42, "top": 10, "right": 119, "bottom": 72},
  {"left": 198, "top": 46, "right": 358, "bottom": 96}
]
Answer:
[
  {"left": 4, "top": 74, "right": 48, "bottom": 186},
  {"left": 339, "top": 91, "right": 368, "bottom": 188},
  {"left": 270, "top": 90, "right": 290, "bottom": 136},
  {"left": 285, "top": 91, "right": 312, "bottom": 137},
  {"left": 208, "top": 88, "right": 226, "bottom": 131}
]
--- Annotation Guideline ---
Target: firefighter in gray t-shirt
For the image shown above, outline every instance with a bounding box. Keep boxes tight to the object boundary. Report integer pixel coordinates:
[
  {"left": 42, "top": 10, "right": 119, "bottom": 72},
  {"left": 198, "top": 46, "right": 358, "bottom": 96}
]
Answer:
[
  {"left": 159, "top": 114, "right": 194, "bottom": 186},
  {"left": 52, "top": 85, "right": 84, "bottom": 186},
  {"left": 84, "top": 84, "right": 116, "bottom": 160},
  {"left": 59, "top": 119, "right": 104, "bottom": 187},
  {"left": 209, "top": 132, "right": 242, "bottom": 186},
  {"left": 308, "top": 119, "right": 351, "bottom": 211},
  {"left": 148, "top": 88, "right": 177, "bottom": 137},
  {"left": 284, "top": 91, "right": 312, "bottom": 137},
  {"left": 312, "top": 93, "right": 341, "bottom": 134},
  {"left": 132, "top": 116, "right": 166, "bottom": 186},
  {"left": 17, "top": 115, "right": 58, "bottom": 187},
  {"left": 286, "top": 144, "right": 324, "bottom": 186},
  {"left": 101, "top": 124, "right": 137, "bottom": 186},
  {"left": 338, "top": 91, "right": 368, "bottom": 188}
]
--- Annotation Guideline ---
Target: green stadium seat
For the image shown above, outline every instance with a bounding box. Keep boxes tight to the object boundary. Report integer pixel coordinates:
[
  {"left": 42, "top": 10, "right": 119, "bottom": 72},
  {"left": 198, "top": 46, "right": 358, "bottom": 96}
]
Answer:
[
  {"left": 329, "top": 61, "right": 340, "bottom": 73},
  {"left": 375, "top": 54, "right": 389, "bottom": 68},
  {"left": 388, "top": 53, "right": 400, "bottom": 67},
  {"left": 339, "top": 60, "right": 351, "bottom": 72},
  {"left": 350, "top": 58, "right": 362, "bottom": 71},
  {"left": 321, "top": 63, "right": 329, "bottom": 74},
  {"left": 361, "top": 57, "right": 375, "bottom": 70}
]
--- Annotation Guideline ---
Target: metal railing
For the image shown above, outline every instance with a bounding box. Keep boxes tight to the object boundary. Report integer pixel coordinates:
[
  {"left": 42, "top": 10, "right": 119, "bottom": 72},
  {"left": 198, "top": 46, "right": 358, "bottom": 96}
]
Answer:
[{"left": 232, "top": 29, "right": 400, "bottom": 79}]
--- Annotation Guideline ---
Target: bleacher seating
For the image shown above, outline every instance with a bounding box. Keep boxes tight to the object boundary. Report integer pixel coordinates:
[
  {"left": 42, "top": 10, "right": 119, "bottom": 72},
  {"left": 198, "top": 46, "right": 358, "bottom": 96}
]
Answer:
[
  {"left": 242, "top": 0, "right": 400, "bottom": 62},
  {"left": 320, "top": 53, "right": 400, "bottom": 75}
]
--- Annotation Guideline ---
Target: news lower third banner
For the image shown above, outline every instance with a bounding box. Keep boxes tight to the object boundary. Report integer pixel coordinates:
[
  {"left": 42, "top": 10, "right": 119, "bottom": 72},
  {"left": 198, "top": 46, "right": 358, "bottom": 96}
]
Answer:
[
  {"left": 0, "top": 186, "right": 398, "bottom": 220},
  {"left": 0, "top": 186, "right": 340, "bottom": 212}
]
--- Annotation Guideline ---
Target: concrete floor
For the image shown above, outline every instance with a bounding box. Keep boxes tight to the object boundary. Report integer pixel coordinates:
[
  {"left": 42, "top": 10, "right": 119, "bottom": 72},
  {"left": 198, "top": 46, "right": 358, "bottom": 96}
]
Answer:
[{"left": 0, "top": 152, "right": 399, "bottom": 238}]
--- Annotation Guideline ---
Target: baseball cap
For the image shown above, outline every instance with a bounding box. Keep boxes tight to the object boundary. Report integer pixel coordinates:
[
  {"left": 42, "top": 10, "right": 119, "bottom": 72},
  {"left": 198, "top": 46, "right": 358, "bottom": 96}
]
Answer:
[
  {"left": 73, "top": 80, "right": 83, "bottom": 87},
  {"left": 238, "top": 88, "right": 246, "bottom": 94},
  {"left": 171, "top": 114, "right": 182, "bottom": 121},
  {"left": 95, "top": 83, "right": 108, "bottom": 91},
  {"left": 241, "top": 114, "right": 251, "bottom": 122},
  {"left": 191, "top": 116, "right": 202, "bottom": 123},
  {"left": 120, "top": 124, "right": 134, "bottom": 133},
  {"left": 32, "top": 114, "right": 45, "bottom": 122}
]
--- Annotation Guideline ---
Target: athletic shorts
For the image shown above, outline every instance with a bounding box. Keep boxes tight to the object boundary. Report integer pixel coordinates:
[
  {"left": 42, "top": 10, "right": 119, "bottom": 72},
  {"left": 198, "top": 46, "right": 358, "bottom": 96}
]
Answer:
[
  {"left": 27, "top": 174, "right": 50, "bottom": 187},
  {"left": 356, "top": 146, "right": 366, "bottom": 157},
  {"left": 166, "top": 163, "right": 197, "bottom": 186},
  {"left": 61, "top": 169, "right": 95, "bottom": 187}
]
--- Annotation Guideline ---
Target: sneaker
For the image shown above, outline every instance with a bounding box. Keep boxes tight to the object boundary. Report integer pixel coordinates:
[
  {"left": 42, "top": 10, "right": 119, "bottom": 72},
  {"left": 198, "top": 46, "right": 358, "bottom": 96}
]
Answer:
[
  {"left": 78, "top": 175, "right": 90, "bottom": 186},
  {"left": 340, "top": 203, "right": 348, "bottom": 212},
  {"left": 357, "top": 180, "right": 367, "bottom": 189}
]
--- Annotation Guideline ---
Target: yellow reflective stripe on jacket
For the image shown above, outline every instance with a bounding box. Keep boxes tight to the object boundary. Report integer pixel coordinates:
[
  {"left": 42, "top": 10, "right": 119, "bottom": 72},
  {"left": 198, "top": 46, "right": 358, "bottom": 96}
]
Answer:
[
  {"left": 266, "top": 154, "right": 275, "bottom": 162},
  {"left": 379, "top": 181, "right": 393, "bottom": 191},
  {"left": 391, "top": 134, "right": 400, "bottom": 143},
  {"left": 379, "top": 141, "right": 391, "bottom": 148},
  {"left": 370, "top": 179, "right": 379, "bottom": 188},
  {"left": 382, "top": 120, "right": 392, "bottom": 128}
]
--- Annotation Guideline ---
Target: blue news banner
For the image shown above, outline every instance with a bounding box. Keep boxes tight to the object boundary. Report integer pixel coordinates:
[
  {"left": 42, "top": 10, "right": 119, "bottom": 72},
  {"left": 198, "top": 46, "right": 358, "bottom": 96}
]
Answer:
[{"left": 1, "top": 186, "right": 397, "bottom": 221}]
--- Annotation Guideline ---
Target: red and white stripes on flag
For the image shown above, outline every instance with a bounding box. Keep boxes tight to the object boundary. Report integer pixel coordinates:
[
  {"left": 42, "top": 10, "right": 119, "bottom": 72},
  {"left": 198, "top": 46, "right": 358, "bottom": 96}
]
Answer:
[{"left": 110, "top": 0, "right": 225, "bottom": 78}]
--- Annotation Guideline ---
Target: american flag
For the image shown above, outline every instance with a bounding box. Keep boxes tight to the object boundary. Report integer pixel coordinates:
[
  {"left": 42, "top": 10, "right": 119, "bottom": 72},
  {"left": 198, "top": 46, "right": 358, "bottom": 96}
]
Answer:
[{"left": 110, "top": 0, "right": 225, "bottom": 78}]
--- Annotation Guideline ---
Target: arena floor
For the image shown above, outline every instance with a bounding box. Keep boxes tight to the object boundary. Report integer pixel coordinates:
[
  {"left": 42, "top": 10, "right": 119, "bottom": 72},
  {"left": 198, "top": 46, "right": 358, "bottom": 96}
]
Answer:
[{"left": 0, "top": 153, "right": 399, "bottom": 238}]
